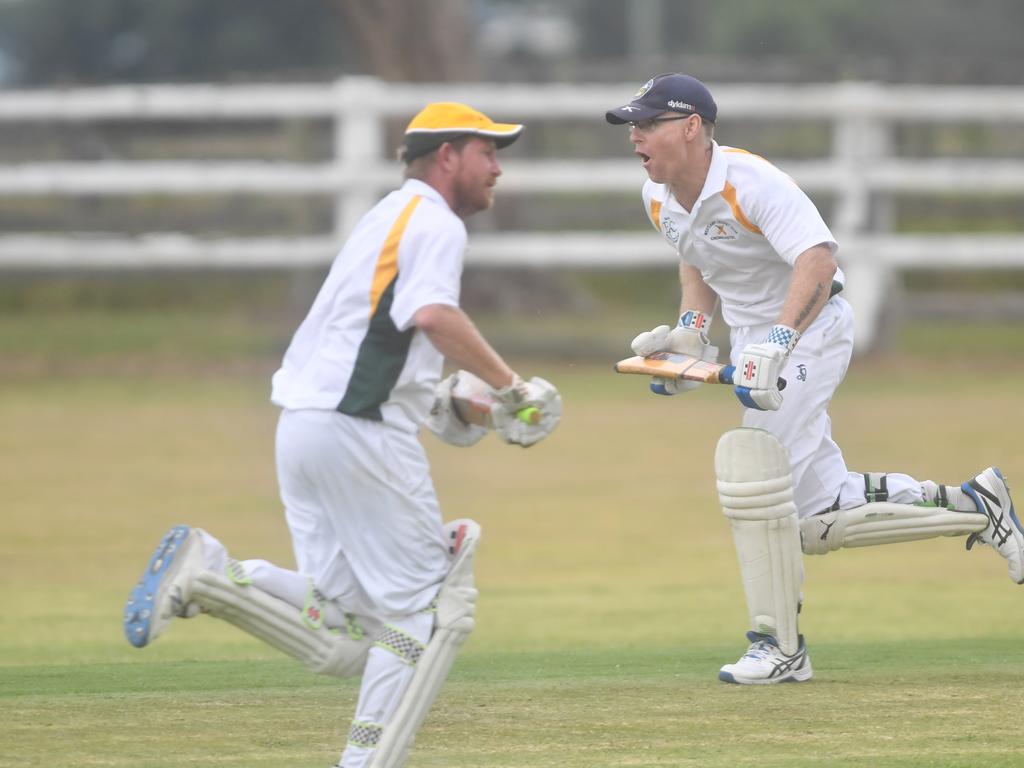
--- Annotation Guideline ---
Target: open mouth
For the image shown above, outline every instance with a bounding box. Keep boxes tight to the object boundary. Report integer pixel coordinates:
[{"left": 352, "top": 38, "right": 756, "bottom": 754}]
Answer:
[{"left": 636, "top": 151, "right": 651, "bottom": 167}]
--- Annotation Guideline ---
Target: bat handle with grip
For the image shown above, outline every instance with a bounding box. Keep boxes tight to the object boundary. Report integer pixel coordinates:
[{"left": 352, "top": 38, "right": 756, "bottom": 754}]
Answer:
[{"left": 719, "top": 365, "right": 786, "bottom": 391}]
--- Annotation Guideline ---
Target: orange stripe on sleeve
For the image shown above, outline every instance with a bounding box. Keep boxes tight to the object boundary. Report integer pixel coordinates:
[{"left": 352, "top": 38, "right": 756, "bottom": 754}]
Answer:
[
  {"left": 649, "top": 199, "right": 662, "bottom": 231},
  {"left": 368, "top": 196, "right": 422, "bottom": 317},
  {"left": 721, "top": 182, "right": 762, "bottom": 235}
]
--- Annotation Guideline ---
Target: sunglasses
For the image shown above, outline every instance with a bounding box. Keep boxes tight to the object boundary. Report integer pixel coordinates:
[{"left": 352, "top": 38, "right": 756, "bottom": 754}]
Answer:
[{"left": 628, "top": 113, "right": 696, "bottom": 132}]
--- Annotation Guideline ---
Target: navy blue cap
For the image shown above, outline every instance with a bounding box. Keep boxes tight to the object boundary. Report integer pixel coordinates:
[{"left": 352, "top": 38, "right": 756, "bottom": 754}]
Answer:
[{"left": 605, "top": 73, "right": 717, "bottom": 125}]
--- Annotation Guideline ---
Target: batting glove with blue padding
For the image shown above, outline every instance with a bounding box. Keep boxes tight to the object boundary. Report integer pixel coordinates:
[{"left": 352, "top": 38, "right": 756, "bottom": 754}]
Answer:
[
  {"left": 630, "top": 311, "right": 719, "bottom": 396},
  {"left": 733, "top": 324, "right": 800, "bottom": 410}
]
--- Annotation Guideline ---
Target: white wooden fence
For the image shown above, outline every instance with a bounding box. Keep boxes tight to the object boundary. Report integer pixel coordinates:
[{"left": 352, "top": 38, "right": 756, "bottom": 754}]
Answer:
[{"left": 2, "top": 77, "right": 1024, "bottom": 351}]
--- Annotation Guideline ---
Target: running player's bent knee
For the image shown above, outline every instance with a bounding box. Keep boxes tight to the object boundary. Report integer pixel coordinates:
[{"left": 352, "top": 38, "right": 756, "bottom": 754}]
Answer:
[
  {"left": 716, "top": 428, "right": 802, "bottom": 655},
  {"left": 801, "top": 503, "right": 987, "bottom": 555}
]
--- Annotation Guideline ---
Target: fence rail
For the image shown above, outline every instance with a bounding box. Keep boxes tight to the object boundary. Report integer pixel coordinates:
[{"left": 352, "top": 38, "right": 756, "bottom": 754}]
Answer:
[{"left": 2, "top": 78, "right": 1023, "bottom": 351}]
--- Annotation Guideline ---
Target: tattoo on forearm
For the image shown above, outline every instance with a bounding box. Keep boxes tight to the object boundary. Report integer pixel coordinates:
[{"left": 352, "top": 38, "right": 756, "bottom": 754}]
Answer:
[{"left": 794, "top": 283, "right": 825, "bottom": 328}]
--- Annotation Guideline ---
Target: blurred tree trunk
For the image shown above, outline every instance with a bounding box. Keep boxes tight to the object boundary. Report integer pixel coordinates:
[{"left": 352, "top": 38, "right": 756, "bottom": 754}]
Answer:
[{"left": 333, "top": 0, "right": 478, "bottom": 81}]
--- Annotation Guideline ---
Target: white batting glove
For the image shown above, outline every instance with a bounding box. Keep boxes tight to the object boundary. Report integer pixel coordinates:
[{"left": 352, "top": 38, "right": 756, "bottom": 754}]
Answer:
[
  {"left": 630, "top": 311, "right": 719, "bottom": 396},
  {"left": 734, "top": 324, "right": 800, "bottom": 411},
  {"left": 491, "top": 373, "right": 532, "bottom": 410},
  {"left": 491, "top": 376, "right": 562, "bottom": 447},
  {"left": 425, "top": 373, "right": 488, "bottom": 447}
]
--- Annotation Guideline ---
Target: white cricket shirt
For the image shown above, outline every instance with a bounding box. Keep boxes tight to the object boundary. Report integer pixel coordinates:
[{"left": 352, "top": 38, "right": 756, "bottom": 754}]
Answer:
[
  {"left": 642, "top": 141, "right": 843, "bottom": 329},
  {"left": 271, "top": 179, "right": 464, "bottom": 433}
]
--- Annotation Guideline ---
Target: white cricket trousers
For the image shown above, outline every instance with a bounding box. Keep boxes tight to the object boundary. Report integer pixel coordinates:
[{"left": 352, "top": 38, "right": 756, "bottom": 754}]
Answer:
[
  {"left": 275, "top": 408, "right": 451, "bottom": 768},
  {"left": 275, "top": 408, "right": 449, "bottom": 619},
  {"left": 733, "top": 296, "right": 856, "bottom": 518}
]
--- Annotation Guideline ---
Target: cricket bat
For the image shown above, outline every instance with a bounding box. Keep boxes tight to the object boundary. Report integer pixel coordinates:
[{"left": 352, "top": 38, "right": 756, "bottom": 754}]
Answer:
[{"left": 614, "top": 351, "right": 786, "bottom": 390}]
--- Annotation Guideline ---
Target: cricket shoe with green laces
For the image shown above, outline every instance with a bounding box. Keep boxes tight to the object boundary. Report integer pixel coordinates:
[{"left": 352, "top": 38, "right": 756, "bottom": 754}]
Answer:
[
  {"left": 962, "top": 468, "right": 1024, "bottom": 584},
  {"left": 123, "top": 524, "right": 204, "bottom": 648},
  {"left": 718, "top": 631, "right": 813, "bottom": 684}
]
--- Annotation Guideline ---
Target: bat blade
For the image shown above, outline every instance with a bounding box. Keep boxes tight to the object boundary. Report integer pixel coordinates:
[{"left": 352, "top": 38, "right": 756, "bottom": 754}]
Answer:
[
  {"left": 614, "top": 352, "right": 735, "bottom": 384},
  {"left": 615, "top": 352, "right": 786, "bottom": 390}
]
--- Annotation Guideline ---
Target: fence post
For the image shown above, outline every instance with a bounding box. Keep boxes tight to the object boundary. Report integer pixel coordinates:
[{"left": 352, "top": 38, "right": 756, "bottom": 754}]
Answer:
[
  {"left": 831, "top": 82, "right": 894, "bottom": 354},
  {"left": 333, "top": 77, "right": 385, "bottom": 240}
]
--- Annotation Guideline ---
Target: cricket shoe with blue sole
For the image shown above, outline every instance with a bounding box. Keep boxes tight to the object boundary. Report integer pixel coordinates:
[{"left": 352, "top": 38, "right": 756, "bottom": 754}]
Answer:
[
  {"left": 124, "top": 524, "right": 204, "bottom": 648},
  {"left": 718, "top": 631, "right": 813, "bottom": 684},
  {"left": 962, "top": 467, "right": 1024, "bottom": 584}
]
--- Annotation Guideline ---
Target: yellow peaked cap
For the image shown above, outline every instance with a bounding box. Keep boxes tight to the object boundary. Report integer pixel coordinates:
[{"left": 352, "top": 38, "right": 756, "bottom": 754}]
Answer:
[{"left": 404, "top": 102, "right": 523, "bottom": 147}]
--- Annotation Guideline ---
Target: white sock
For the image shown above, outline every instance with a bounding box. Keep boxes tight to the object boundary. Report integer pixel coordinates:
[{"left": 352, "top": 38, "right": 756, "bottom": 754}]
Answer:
[{"left": 920, "top": 480, "right": 975, "bottom": 512}]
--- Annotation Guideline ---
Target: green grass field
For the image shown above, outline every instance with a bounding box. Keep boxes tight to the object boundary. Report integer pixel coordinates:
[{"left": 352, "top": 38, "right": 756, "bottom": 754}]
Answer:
[{"left": 2, "top": 305, "right": 1023, "bottom": 767}]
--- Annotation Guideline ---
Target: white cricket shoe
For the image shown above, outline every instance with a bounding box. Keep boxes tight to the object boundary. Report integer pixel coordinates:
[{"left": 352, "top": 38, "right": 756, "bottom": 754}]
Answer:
[
  {"left": 123, "top": 525, "right": 204, "bottom": 648},
  {"left": 962, "top": 468, "right": 1024, "bottom": 584},
  {"left": 718, "top": 632, "right": 813, "bottom": 684}
]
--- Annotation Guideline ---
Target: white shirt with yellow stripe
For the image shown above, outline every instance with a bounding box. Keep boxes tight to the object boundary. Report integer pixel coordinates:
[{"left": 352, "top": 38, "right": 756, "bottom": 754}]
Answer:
[
  {"left": 642, "top": 141, "right": 842, "bottom": 330},
  {"left": 271, "top": 179, "right": 463, "bottom": 433}
]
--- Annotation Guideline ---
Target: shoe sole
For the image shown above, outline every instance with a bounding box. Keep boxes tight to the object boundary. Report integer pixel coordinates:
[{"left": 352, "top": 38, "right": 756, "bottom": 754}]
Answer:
[
  {"left": 123, "top": 525, "right": 192, "bottom": 648},
  {"left": 718, "top": 666, "right": 813, "bottom": 685}
]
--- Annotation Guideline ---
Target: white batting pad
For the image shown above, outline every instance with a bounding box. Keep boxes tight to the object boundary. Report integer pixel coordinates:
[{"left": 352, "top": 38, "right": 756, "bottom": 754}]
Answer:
[
  {"left": 368, "top": 520, "right": 481, "bottom": 768},
  {"left": 801, "top": 502, "right": 987, "bottom": 555},
  {"left": 191, "top": 568, "right": 373, "bottom": 678},
  {"left": 716, "top": 428, "right": 802, "bottom": 656}
]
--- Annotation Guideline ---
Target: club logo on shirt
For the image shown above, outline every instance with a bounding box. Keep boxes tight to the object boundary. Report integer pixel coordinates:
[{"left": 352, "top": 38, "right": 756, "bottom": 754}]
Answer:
[
  {"left": 704, "top": 220, "right": 738, "bottom": 241},
  {"left": 662, "top": 217, "right": 680, "bottom": 244}
]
